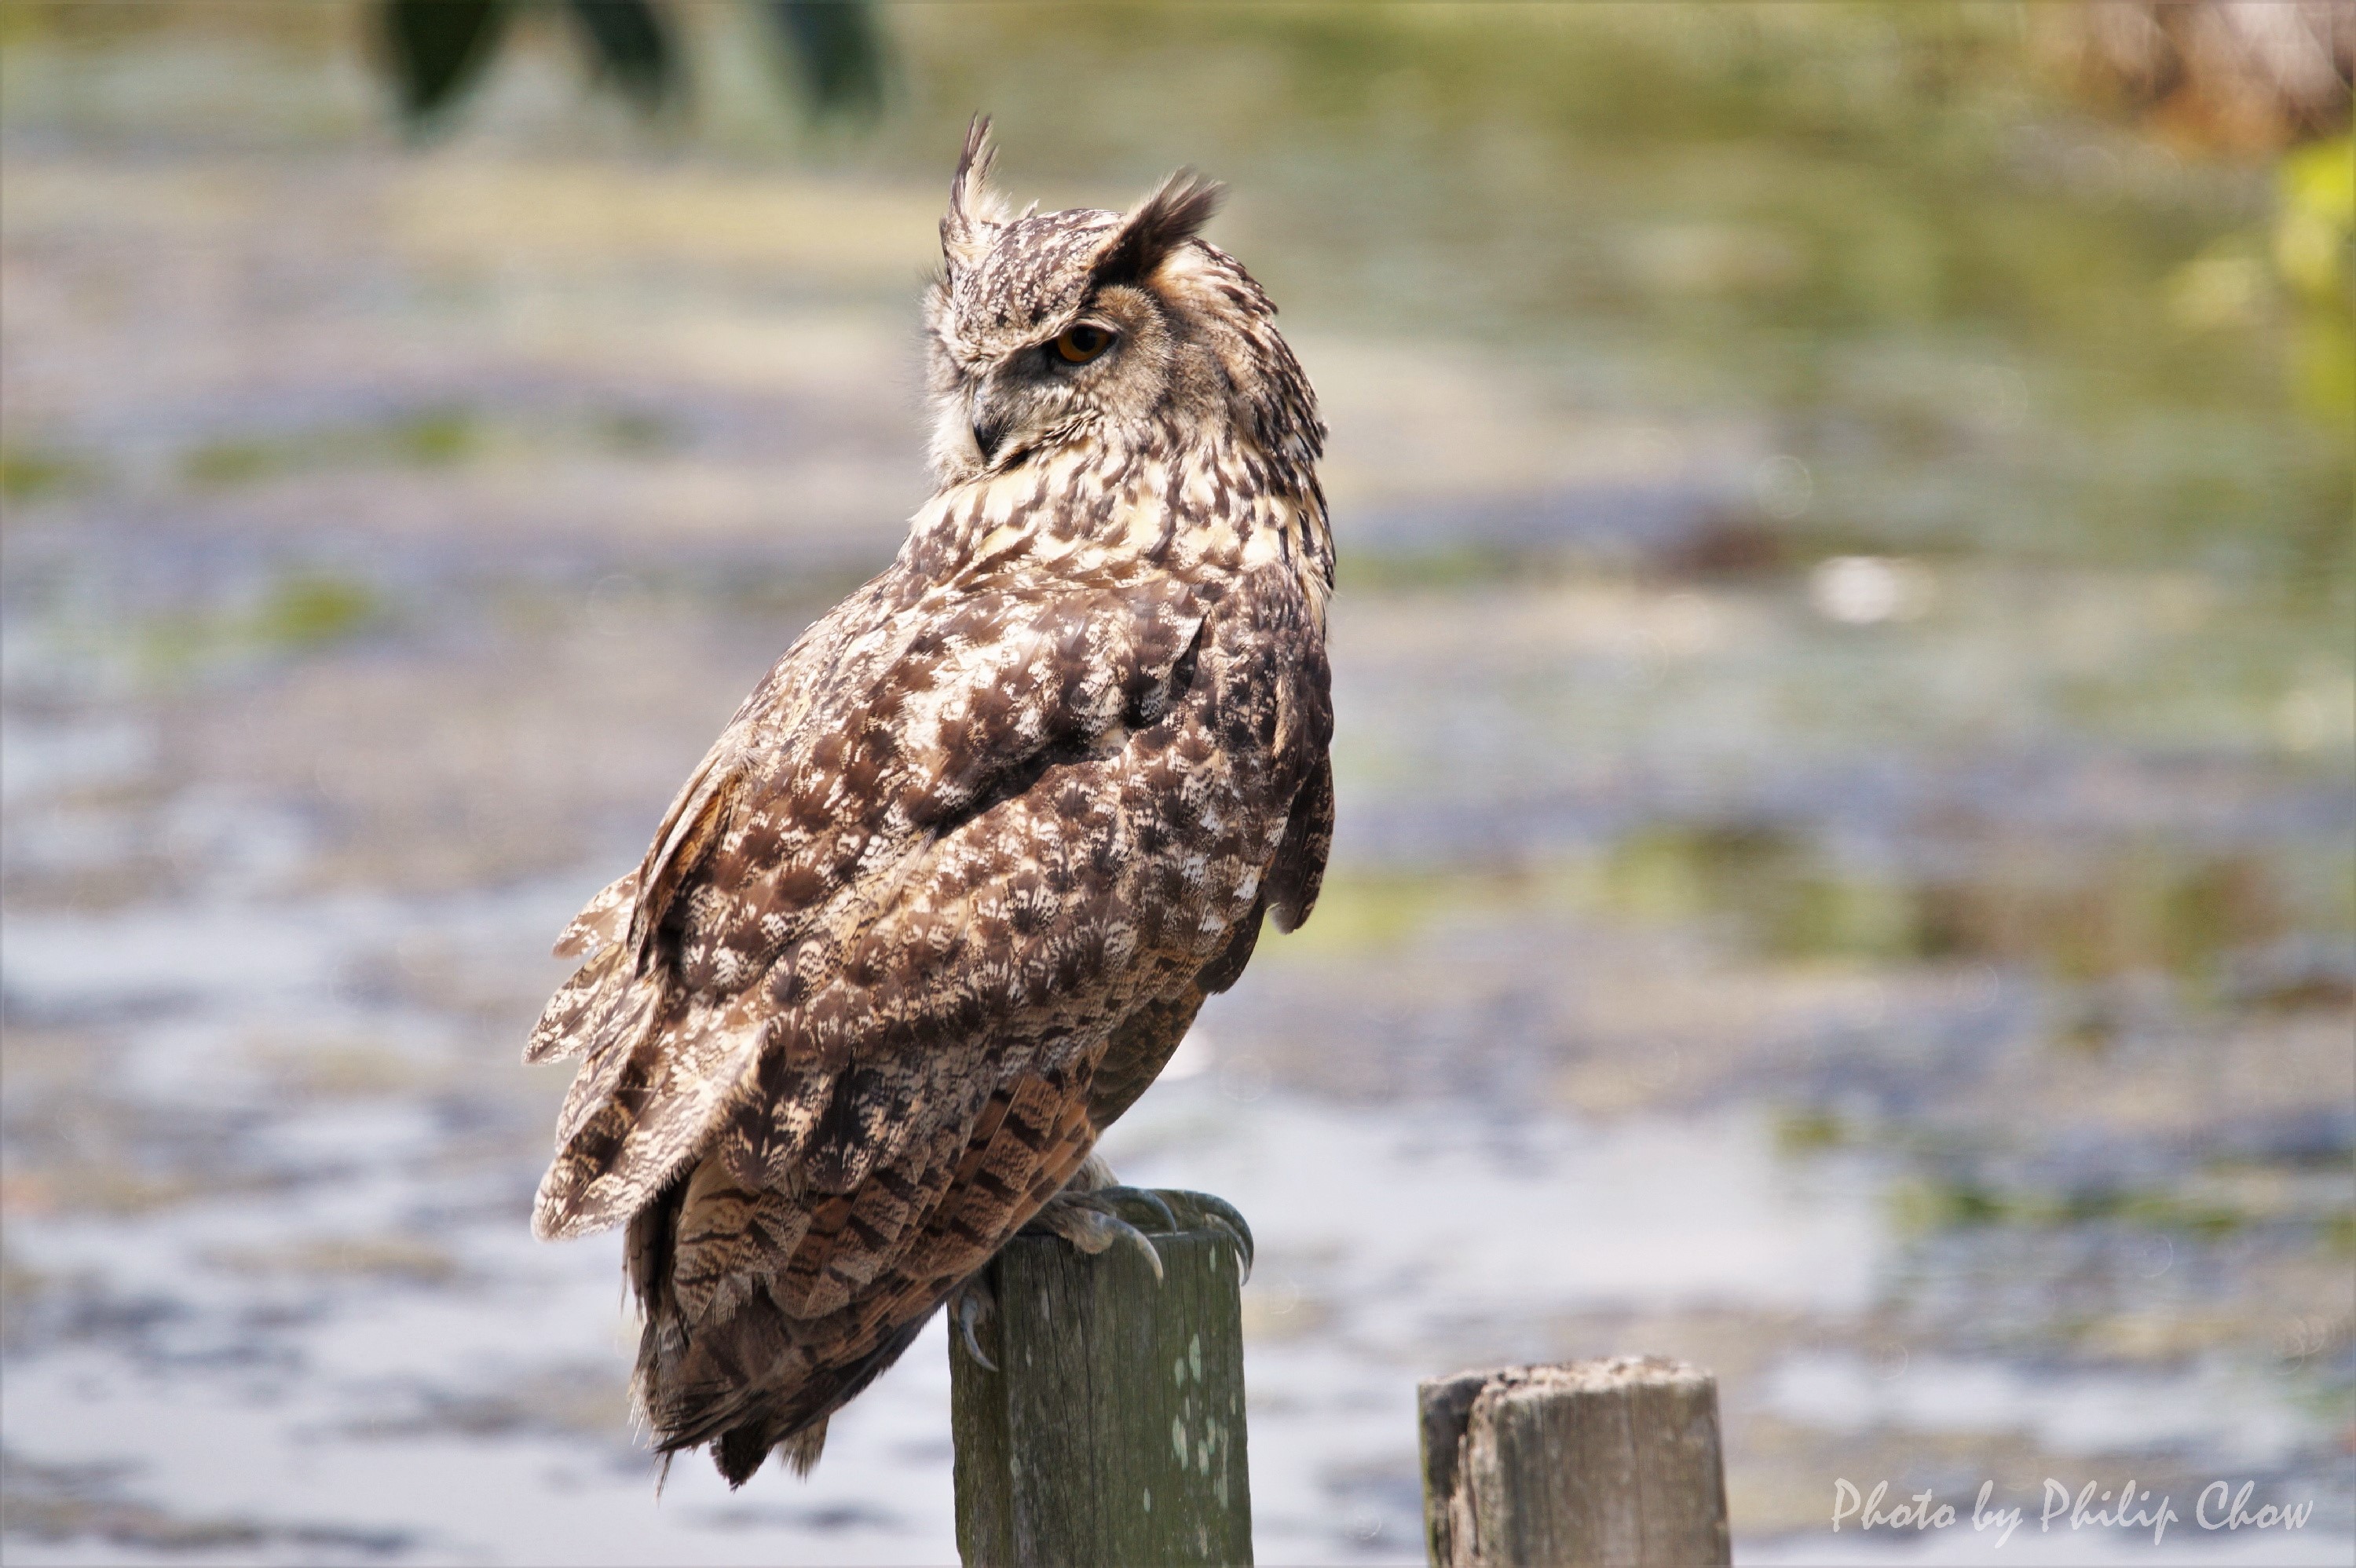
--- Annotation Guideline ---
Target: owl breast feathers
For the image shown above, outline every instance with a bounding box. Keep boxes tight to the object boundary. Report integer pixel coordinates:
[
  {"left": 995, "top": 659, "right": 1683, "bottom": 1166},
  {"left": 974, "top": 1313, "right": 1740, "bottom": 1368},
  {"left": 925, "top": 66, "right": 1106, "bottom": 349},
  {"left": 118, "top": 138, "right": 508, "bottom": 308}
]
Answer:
[{"left": 525, "top": 119, "right": 1334, "bottom": 1486}]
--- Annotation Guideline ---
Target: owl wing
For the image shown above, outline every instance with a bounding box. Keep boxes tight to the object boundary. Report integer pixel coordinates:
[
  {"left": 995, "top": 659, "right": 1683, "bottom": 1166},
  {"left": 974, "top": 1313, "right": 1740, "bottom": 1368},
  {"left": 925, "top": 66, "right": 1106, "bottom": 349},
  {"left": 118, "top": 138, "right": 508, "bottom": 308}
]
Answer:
[
  {"left": 635, "top": 599, "right": 1327, "bottom": 1477},
  {"left": 527, "top": 564, "right": 1323, "bottom": 1243},
  {"left": 527, "top": 557, "right": 1332, "bottom": 1481}
]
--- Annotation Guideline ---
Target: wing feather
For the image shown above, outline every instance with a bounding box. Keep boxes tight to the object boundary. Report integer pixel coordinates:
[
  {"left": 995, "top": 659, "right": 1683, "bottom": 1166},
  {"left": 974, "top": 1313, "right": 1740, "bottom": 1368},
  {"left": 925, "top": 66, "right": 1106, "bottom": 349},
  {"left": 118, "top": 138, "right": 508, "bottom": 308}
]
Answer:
[
  {"left": 634, "top": 1061, "right": 1097, "bottom": 1469},
  {"left": 1268, "top": 751, "right": 1333, "bottom": 933},
  {"left": 529, "top": 554, "right": 1330, "bottom": 1477},
  {"left": 552, "top": 868, "right": 639, "bottom": 960},
  {"left": 532, "top": 570, "right": 1220, "bottom": 1238},
  {"left": 536, "top": 991, "right": 774, "bottom": 1240},
  {"left": 524, "top": 941, "right": 635, "bottom": 1065}
]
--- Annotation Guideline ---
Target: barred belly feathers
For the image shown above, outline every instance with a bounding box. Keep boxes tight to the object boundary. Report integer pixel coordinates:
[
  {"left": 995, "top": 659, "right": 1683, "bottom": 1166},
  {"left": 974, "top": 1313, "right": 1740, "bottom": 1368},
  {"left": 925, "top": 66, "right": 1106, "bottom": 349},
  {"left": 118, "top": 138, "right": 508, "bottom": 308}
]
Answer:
[{"left": 525, "top": 120, "right": 1334, "bottom": 1486}]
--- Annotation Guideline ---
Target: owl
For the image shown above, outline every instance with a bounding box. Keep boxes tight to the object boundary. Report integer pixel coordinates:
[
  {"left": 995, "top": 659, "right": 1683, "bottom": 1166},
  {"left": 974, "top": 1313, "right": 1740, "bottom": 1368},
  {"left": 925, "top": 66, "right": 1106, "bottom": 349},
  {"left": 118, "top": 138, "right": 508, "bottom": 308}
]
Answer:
[{"left": 525, "top": 119, "right": 1333, "bottom": 1486}]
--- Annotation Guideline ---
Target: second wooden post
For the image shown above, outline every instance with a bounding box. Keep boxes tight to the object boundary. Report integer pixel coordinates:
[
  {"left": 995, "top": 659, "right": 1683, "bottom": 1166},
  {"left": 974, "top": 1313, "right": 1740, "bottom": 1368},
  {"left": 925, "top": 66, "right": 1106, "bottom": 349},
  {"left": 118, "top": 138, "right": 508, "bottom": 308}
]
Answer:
[{"left": 1418, "top": 1355, "right": 1731, "bottom": 1567}]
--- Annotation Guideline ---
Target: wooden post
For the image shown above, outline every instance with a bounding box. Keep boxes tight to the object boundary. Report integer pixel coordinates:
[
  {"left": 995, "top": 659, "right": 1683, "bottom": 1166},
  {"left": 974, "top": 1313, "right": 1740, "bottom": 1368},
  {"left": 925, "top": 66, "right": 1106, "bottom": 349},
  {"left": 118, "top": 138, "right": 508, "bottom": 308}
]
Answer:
[
  {"left": 950, "top": 1193, "right": 1252, "bottom": 1566},
  {"left": 1418, "top": 1356, "right": 1730, "bottom": 1568}
]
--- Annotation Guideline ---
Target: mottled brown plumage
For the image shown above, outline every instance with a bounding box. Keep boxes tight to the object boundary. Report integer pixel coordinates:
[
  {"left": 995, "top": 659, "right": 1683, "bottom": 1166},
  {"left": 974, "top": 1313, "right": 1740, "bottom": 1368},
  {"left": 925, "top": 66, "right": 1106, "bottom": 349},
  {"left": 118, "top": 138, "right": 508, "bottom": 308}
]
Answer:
[{"left": 525, "top": 118, "right": 1333, "bottom": 1486}]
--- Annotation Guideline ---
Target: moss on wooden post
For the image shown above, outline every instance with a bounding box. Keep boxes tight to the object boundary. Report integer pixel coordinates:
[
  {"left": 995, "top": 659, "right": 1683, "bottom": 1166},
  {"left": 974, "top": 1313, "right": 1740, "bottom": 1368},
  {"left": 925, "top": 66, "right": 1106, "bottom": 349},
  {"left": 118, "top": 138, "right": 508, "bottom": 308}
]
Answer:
[
  {"left": 1418, "top": 1356, "right": 1731, "bottom": 1568},
  {"left": 949, "top": 1196, "right": 1253, "bottom": 1566}
]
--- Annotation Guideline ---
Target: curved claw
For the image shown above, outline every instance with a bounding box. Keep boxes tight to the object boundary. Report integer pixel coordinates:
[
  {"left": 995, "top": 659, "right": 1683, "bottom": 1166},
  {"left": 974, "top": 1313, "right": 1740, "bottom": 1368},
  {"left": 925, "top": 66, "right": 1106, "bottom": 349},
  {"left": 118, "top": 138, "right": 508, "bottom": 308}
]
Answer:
[
  {"left": 1027, "top": 1197, "right": 1169, "bottom": 1283},
  {"left": 1099, "top": 1210, "right": 1166, "bottom": 1283},
  {"left": 1175, "top": 1191, "right": 1255, "bottom": 1282},
  {"left": 955, "top": 1287, "right": 998, "bottom": 1372},
  {"left": 1096, "top": 1185, "right": 1179, "bottom": 1233},
  {"left": 1201, "top": 1215, "right": 1253, "bottom": 1283}
]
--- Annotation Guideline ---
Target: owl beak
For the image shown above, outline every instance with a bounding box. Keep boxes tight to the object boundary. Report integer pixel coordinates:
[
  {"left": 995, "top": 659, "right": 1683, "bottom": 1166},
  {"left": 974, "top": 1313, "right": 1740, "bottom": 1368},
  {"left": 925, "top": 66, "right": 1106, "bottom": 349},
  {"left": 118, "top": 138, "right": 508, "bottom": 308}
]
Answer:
[
  {"left": 970, "top": 415, "right": 1006, "bottom": 465},
  {"left": 968, "top": 381, "right": 1012, "bottom": 466}
]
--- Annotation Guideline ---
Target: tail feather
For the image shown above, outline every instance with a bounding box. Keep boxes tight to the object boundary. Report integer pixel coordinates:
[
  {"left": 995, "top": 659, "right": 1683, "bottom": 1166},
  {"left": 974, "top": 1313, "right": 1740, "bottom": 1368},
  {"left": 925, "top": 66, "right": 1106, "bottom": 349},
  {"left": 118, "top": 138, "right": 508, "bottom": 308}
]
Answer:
[
  {"left": 525, "top": 943, "right": 644, "bottom": 1066},
  {"left": 533, "top": 998, "right": 771, "bottom": 1241},
  {"left": 554, "top": 869, "right": 641, "bottom": 960},
  {"left": 625, "top": 1061, "right": 1099, "bottom": 1485}
]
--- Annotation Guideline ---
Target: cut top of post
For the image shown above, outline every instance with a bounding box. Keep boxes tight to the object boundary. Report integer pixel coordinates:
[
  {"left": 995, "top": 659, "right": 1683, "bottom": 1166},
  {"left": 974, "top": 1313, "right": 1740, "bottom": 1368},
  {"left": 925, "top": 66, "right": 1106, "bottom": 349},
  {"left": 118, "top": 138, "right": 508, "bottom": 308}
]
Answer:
[{"left": 1419, "top": 1355, "right": 1731, "bottom": 1568}]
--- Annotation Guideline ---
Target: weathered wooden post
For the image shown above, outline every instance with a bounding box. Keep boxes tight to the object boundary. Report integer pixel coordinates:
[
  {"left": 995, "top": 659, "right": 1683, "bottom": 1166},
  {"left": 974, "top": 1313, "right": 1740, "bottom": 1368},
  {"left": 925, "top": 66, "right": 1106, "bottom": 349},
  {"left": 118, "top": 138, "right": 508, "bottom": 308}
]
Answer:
[
  {"left": 1418, "top": 1356, "right": 1731, "bottom": 1568},
  {"left": 950, "top": 1190, "right": 1253, "bottom": 1566}
]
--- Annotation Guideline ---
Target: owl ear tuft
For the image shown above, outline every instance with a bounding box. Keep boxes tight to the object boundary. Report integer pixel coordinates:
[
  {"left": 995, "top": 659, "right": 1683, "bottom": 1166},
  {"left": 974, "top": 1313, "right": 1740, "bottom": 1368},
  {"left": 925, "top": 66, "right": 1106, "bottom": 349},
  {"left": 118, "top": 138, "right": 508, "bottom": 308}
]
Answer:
[
  {"left": 942, "top": 115, "right": 1005, "bottom": 274},
  {"left": 1095, "top": 170, "right": 1225, "bottom": 287}
]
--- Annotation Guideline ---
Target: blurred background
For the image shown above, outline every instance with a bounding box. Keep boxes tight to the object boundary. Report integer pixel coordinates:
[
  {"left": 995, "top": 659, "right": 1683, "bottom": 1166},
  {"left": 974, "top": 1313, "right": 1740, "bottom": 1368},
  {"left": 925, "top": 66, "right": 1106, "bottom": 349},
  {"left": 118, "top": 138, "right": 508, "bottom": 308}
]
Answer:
[{"left": 1, "top": 3, "right": 2350, "bottom": 1563}]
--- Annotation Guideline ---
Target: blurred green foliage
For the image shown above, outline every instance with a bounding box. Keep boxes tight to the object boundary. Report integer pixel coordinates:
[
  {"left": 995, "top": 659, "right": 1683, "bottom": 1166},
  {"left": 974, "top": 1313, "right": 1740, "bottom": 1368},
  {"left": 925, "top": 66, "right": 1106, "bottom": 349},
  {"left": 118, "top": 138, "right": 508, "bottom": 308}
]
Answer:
[
  {"left": 136, "top": 568, "right": 388, "bottom": 678},
  {"left": 393, "top": 408, "right": 481, "bottom": 466},
  {"left": 379, "top": 0, "right": 512, "bottom": 119},
  {"left": 1890, "top": 1174, "right": 2263, "bottom": 1240},
  {"left": 1, "top": 5, "right": 2339, "bottom": 582},
  {"left": 252, "top": 573, "right": 385, "bottom": 651},
  {"left": 179, "top": 408, "right": 485, "bottom": 490},
  {"left": 1603, "top": 824, "right": 2324, "bottom": 984},
  {"left": 1280, "top": 828, "right": 2349, "bottom": 989},
  {"left": 2275, "top": 135, "right": 2354, "bottom": 302},
  {"left": 2274, "top": 134, "right": 2355, "bottom": 429},
  {"left": 375, "top": 0, "right": 879, "bottom": 126},
  {"left": 0, "top": 447, "right": 97, "bottom": 504}
]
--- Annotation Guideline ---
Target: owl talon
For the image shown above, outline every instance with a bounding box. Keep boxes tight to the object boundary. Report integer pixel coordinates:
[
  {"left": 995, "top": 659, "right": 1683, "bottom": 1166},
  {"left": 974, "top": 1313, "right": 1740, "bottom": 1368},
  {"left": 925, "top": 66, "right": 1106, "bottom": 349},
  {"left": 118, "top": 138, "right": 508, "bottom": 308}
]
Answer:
[
  {"left": 952, "top": 1279, "right": 998, "bottom": 1372},
  {"left": 1084, "top": 1208, "right": 1167, "bottom": 1282},
  {"left": 1026, "top": 1198, "right": 1167, "bottom": 1282},
  {"left": 1092, "top": 1184, "right": 1179, "bottom": 1233},
  {"left": 1167, "top": 1191, "right": 1254, "bottom": 1281},
  {"left": 1111, "top": 1214, "right": 1166, "bottom": 1281},
  {"left": 1202, "top": 1215, "right": 1253, "bottom": 1282}
]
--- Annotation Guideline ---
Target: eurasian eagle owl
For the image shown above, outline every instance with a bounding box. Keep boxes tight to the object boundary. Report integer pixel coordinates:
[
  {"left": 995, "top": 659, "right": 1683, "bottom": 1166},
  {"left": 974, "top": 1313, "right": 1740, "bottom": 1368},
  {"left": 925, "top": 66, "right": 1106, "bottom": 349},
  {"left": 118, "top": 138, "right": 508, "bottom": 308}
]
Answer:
[{"left": 526, "top": 119, "right": 1333, "bottom": 1486}]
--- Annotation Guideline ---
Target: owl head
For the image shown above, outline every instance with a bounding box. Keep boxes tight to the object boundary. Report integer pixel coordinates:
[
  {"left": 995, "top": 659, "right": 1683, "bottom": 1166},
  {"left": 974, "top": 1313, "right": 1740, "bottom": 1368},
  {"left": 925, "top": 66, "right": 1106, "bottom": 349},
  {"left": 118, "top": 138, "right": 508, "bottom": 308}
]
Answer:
[{"left": 922, "top": 119, "right": 1320, "bottom": 491}]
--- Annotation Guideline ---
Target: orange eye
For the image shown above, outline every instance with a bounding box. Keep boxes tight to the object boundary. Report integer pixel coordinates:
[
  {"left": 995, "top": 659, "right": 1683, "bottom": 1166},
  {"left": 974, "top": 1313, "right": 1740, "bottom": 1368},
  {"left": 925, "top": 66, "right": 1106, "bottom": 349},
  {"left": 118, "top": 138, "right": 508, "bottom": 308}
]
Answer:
[{"left": 1053, "top": 324, "right": 1114, "bottom": 364}]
